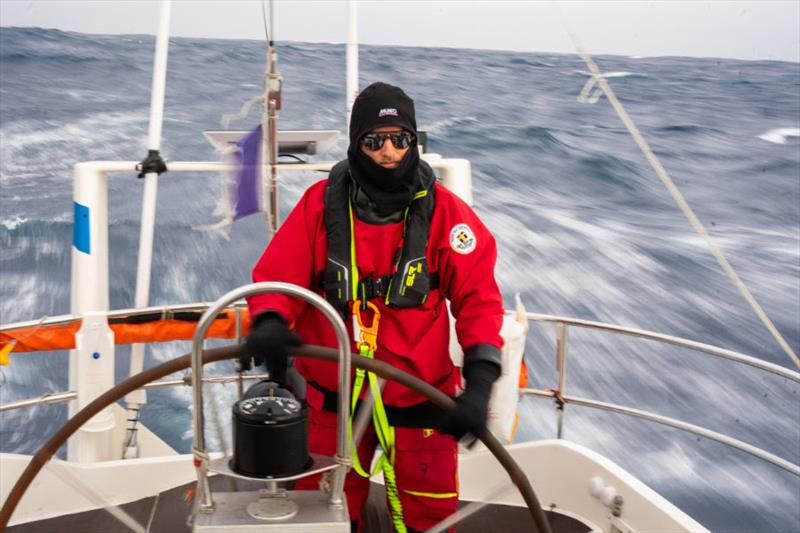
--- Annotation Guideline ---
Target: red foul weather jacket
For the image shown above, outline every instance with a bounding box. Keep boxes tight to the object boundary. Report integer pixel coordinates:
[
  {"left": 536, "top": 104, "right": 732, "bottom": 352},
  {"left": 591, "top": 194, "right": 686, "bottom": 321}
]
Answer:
[{"left": 247, "top": 179, "right": 503, "bottom": 407}]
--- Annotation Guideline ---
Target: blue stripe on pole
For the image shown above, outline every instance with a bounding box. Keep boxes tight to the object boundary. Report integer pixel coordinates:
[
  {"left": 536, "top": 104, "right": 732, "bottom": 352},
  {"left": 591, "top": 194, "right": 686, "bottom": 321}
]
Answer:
[{"left": 73, "top": 202, "right": 90, "bottom": 254}]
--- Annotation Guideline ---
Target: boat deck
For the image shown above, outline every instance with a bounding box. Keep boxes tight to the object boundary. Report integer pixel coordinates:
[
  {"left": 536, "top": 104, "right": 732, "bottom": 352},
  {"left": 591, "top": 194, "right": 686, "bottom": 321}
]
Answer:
[{"left": 8, "top": 476, "right": 590, "bottom": 532}]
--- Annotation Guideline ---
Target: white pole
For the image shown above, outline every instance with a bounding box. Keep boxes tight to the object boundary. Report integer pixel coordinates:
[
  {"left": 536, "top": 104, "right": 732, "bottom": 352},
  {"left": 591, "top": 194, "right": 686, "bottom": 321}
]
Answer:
[
  {"left": 266, "top": 48, "right": 281, "bottom": 235},
  {"left": 145, "top": 0, "right": 171, "bottom": 155},
  {"left": 125, "top": 0, "right": 172, "bottom": 455},
  {"left": 346, "top": 0, "right": 359, "bottom": 130},
  {"left": 260, "top": 0, "right": 281, "bottom": 235},
  {"left": 69, "top": 164, "right": 115, "bottom": 462}
]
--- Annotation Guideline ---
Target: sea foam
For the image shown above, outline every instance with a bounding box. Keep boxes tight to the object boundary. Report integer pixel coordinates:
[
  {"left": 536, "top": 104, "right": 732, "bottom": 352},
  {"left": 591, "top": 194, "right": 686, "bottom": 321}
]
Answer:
[
  {"left": 757, "top": 127, "right": 800, "bottom": 145},
  {"left": 1, "top": 216, "right": 27, "bottom": 230}
]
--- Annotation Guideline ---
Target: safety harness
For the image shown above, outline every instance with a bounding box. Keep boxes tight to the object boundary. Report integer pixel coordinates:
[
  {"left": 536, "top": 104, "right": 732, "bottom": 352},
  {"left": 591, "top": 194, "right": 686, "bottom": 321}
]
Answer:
[
  {"left": 322, "top": 162, "right": 455, "bottom": 530},
  {"left": 322, "top": 160, "right": 437, "bottom": 315}
]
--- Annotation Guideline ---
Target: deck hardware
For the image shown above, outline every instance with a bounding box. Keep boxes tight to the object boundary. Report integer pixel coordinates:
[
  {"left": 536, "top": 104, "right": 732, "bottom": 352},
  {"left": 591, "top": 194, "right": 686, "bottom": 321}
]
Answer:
[
  {"left": 247, "top": 483, "right": 299, "bottom": 520},
  {"left": 588, "top": 476, "right": 604, "bottom": 498},
  {"left": 611, "top": 494, "right": 624, "bottom": 517},
  {"left": 578, "top": 74, "right": 604, "bottom": 104},
  {"left": 190, "top": 282, "right": 352, "bottom": 530},
  {"left": 319, "top": 471, "right": 332, "bottom": 495},
  {"left": 555, "top": 322, "right": 568, "bottom": 438},
  {"left": 136, "top": 149, "right": 168, "bottom": 179}
]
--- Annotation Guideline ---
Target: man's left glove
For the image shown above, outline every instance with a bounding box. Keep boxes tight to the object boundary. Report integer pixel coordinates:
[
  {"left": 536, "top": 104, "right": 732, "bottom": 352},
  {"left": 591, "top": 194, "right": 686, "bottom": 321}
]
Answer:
[
  {"left": 441, "top": 344, "right": 501, "bottom": 441},
  {"left": 242, "top": 311, "right": 302, "bottom": 382}
]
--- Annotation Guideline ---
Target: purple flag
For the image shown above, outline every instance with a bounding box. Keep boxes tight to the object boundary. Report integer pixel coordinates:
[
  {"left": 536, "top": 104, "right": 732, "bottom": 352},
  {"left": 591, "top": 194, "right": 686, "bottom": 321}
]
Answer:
[{"left": 232, "top": 125, "right": 262, "bottom": 219}]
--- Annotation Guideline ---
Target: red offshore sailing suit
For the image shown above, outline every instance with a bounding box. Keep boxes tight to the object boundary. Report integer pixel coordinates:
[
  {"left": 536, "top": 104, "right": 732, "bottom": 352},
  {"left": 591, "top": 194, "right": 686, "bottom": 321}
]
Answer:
[{"left": 247, "top": 178, "right": 503, "bottom": 530}]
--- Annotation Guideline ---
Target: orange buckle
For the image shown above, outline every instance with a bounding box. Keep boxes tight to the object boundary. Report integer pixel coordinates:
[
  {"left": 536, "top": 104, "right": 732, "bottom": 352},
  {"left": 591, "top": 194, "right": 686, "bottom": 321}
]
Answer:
[{"left": 352, "top": 299, "right": 380, "bottom": 355}]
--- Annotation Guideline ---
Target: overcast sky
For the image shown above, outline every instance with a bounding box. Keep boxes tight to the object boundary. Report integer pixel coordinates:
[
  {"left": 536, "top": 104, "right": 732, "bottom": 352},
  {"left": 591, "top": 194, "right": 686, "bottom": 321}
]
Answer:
[{"left": 1, "top": 1, "right": 799, "bottom": 62}]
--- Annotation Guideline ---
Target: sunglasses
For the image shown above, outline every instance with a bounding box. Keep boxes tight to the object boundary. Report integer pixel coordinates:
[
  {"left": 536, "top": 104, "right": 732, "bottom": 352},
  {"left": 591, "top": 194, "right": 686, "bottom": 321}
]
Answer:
[{"left": 360, "top": 131, "right": 415, "bottom": 151}]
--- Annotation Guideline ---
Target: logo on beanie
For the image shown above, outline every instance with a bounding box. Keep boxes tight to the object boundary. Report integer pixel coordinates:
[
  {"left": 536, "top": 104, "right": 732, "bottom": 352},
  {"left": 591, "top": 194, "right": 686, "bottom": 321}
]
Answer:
[
  {"left": 378, "top": 108, "right": 399, "bottom": 117},
  {"left": 449, "top": 224, "right": 476, "bottom": 254}
]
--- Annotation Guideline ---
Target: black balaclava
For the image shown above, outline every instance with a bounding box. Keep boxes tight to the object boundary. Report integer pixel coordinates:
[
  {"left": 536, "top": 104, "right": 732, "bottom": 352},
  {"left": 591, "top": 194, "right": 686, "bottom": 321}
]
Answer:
[{"left": 347, "top": 82, "right": 421, "bottom": 216}]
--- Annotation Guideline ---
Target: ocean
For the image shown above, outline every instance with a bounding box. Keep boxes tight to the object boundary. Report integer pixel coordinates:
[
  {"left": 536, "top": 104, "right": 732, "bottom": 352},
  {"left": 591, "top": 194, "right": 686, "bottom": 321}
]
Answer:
[{"left": 0, "top": 27, "right": 798, "bottom": 532}]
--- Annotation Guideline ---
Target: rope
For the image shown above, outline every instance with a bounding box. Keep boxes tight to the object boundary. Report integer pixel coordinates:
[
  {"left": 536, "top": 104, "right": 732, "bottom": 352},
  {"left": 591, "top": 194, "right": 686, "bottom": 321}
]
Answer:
[
  {"left": 571, "top": 38, "right": 799, "bottom": 369},
  {"left": 144, "top": 492, "right": 160, "bottom": 533},
  {"left": 0, "top": 316, "right": 49, "bottom": 362},
  {"left": 49, "top": 461, "right": 145, "bottom": 533},
  {"left": 428, "top": 481, "right": 515, "bottom": 533},
  {"left": 219, "top": 95, "right": 264, "bottom": 130},
  {"left": 1, "top": 316, "right": 48, "bottom": 389}
]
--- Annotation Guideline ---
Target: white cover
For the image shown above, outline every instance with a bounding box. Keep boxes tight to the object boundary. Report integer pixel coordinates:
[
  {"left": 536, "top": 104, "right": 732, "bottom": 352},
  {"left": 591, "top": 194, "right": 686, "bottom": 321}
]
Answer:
[{"left": 449, "top": 306, "right": 527, "bottom": 448}]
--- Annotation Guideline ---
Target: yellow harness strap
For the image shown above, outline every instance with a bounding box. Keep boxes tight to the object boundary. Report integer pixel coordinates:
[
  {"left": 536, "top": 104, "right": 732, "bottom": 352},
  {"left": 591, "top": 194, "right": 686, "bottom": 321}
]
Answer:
[{"left": 349, "top": 300, "right": 407, "bottom": 533}]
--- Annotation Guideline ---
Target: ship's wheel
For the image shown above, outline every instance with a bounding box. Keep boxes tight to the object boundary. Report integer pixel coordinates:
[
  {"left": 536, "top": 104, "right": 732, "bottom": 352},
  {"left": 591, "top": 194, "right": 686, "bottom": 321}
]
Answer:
[{"left": 0, "top": 282, "right": 552, "bottom": 533}]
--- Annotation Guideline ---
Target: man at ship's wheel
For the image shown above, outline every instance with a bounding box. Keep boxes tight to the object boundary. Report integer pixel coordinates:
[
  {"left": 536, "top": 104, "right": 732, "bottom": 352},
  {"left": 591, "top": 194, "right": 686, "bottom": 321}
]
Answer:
[{"left": 245, "top": 82, "right": 504, "bottom": 532}]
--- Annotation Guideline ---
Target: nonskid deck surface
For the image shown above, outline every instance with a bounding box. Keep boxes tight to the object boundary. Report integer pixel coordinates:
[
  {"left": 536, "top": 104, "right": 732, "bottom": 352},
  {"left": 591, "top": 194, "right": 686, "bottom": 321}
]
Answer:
[{"left": 8, "top": 477, "right": 590, "bottom": 532}]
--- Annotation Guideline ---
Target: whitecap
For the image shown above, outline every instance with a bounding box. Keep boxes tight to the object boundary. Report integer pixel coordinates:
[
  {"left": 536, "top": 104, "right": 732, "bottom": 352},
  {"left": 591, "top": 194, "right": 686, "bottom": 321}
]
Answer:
[
  {"left": 574, "top": 70, "right": 640, "bottom": 79},
  {"left": 757, "top": 127, "right": 800, "bottom": 145},
  {"left": 1, "top": 215, "right": 27, "bottom": 230},
  {"left": 422, "top": 116, "right": 478, "bottom": 135}
]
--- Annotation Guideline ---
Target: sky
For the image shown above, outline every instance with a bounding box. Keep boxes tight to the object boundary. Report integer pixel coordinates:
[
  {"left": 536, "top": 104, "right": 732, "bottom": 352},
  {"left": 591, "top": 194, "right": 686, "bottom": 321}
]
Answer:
[{"left": 1, "top": 0, "right": 799, "bottom": 62}]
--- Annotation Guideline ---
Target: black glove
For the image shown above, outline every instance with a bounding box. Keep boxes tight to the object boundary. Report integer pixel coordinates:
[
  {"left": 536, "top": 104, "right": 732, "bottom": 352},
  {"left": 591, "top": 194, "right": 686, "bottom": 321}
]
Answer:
[
  {"left": 441, "top": 345, "right": 501, "bottom": 441},
  {"left": 242, "top": 312, "right": 302, "bottom": 381}
]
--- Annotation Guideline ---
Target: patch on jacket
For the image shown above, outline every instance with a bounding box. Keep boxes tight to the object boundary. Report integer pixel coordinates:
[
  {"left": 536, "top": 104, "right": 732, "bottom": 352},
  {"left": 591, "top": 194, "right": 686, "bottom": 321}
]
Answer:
[{"left": 449, "top": 223, "right": 476, "bottom": 254}]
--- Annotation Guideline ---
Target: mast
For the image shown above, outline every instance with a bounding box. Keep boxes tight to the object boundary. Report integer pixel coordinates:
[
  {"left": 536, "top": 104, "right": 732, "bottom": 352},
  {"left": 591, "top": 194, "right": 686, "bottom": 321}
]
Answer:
[{"left": 346, "top": 0, "right": 359, "bottom": 130}]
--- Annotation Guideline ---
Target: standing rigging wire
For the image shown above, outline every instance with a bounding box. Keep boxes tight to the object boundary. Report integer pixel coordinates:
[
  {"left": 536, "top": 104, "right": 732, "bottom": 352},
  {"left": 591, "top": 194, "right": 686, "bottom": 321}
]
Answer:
[
  {"left": 558, "top": 24, "right": 800, "bottom": 368},
  {"left": 191, "top": 1, "right": 279, "bottom": 471},
  {"left": 261, "top": 0, "right": 272, "bottom": 46}
]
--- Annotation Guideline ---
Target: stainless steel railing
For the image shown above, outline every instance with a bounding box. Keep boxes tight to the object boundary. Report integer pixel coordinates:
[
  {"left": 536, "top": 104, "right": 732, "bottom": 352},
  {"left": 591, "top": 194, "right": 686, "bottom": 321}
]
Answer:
[
  {"left": 0, "top": 374, "right": 271, "bottom": 412},
  {"left": 519, "top": 312, "right": 800, "bottom": 477},
  {"left": 3, "top": 305, "right": 798, "bottom": 477},
  {"left": 523, "top": 312, "right": 798, "bottom": 382},
  {"left": 0, "top": 301, "right": 248, "bottom": 332}
]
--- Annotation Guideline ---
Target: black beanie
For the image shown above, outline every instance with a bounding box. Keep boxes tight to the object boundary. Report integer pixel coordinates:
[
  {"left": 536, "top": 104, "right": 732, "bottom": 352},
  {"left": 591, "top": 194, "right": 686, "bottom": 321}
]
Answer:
[
  {"left": 346, "top": 82, "right": 421, "bottom": 215},
  {"left": 348, "top": 82, "right": 417, "bottom": 147}
]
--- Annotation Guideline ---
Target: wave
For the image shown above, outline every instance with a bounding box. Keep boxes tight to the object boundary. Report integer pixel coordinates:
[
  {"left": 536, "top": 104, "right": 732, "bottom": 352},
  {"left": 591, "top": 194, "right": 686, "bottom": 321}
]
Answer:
[
  {"left": 0, "top": 27, "right": 144, "bottom": 67},
  {"left": 574, "top": 69, "right": 648, "bottom": 79},
  {"left": 509, "top": 56, "right": 555, "bottom": 68},
  {"left": 521, "top": 125, "right": 573, "bottom": 151},
  {"left": 0, "top": 112, "right": 148, "bottom": 174},
  {"left": 757, "top": 127, "right": 800, "bottom": 145},
  {"left": 0, "top": 216, "right": 27, "bottom": 230},
  {"left": 0, "top": 216, "right": 72, "bottom": 233},
  {"left": 653, "top": 124, "right": 727, "bottom": 136},
  {"left": 1, "top": 50, "right": 110, "bottom": 65},
  {"left": 2, "top": 28, "right": 799, "bottom": 533},
  {"left": 422, "top": 116, "right": 479, "bottom": 136},
  {"left": 574, "top": 153, "right": 644, "bottom": 193}
]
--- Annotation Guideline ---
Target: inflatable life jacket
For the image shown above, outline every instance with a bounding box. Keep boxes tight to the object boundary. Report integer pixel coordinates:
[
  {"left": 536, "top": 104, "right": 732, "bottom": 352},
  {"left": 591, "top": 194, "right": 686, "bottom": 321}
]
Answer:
[{"left": 322, "top": 160, "right": 438, "bottom": 314}]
